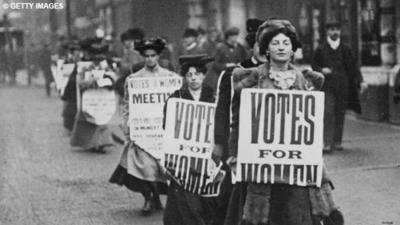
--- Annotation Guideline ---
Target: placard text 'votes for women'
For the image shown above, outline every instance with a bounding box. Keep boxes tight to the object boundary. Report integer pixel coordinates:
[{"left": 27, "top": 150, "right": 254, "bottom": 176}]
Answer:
[
  {"left": 236, "top": 89, "right": 324, "bottom": 187},
  {"left": 163, "top": 98, "right": 225, "bottom": 197},
  {"left": 128, "top": 76, "right": 182, "bottom": 160}
]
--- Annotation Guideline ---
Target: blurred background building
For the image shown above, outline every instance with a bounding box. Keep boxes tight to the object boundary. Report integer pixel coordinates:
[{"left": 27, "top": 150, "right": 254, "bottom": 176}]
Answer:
[{"left": 1, "top": 0, "right": 400, "bottom": 122}]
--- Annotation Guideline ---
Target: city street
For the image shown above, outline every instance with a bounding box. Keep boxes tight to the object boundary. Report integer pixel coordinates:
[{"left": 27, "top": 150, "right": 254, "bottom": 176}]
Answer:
[{"left": 0, "top": 82, "right": 399, "bottom": 225}]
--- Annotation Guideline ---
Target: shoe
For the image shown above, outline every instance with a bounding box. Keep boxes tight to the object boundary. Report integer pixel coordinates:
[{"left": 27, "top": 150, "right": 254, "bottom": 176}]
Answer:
[
  {"left": 141, "top": 199, "right": 152, "bottom": 216},
  {"left": 151, "top": 196, "right": 163, "bottom": 210}
]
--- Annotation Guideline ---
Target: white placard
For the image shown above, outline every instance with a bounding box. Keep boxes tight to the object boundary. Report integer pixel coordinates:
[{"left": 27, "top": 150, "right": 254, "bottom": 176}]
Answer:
[
  {"left": 81, "top": 89, "right": 117, "bottom": 125},
  {"left": 128, "top": 76, "right": 183, "bottom": 159},
  {"left": 236, "top": 89, "right": 324, "bottom": 187},
  {"left": 163, "top": 98, "right": 225, "bottom": 197}
]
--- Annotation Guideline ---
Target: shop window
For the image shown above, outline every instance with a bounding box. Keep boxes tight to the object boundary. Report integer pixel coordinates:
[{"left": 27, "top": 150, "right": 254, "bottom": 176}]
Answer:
[{"left": 360, "top": 0, "right": 381, "bottom": 65}]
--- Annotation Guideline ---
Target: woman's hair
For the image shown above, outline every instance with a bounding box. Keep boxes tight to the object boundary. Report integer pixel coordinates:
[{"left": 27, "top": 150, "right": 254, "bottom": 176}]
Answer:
[
  {"left": 180, "top": 65, "right": 207, "bottom": 76},
  {"left": 256, "top": 19, "right": 301, "bottom": 55}
]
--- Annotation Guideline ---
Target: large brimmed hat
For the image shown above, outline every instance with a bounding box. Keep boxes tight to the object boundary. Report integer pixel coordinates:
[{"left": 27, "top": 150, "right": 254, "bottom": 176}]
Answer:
[
  {"left": 179, "top": 54, "right": 214, "bottom": 67},
  {"left": 178, "top": 54, "right": 214, "bottom": 75},
  {"left": 120, "top": 28, "right": 145, "bottom": 42},
  {"left": 256, "top": 19, "right": 301, "bottom": 54},
  {"left": 135, "top": 37, "right": 166, "bottom": 54},
  {"left": 80, "top": 37, "right": 109, "bottom": 60}
]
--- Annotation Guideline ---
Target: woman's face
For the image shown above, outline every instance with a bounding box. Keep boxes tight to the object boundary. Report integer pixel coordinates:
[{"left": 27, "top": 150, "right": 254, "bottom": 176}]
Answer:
[
  {"left": 143, "top": 49, "right": 159, "bottom": 68},
  {"left": 185, "top": 67, "right": 205, "bottom": 91},
  {"left": 268, "top": 33, "right": 293, "bottom": 63}
]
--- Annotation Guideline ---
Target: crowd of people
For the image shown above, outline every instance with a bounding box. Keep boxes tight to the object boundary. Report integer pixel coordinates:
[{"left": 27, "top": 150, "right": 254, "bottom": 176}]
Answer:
[{"left": 40, "top": 16, "right": 371, "bottom": 225}]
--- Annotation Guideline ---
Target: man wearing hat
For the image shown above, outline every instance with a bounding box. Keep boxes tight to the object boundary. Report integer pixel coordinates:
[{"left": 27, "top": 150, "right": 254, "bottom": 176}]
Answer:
[
  {"left": 207, "top": 26, "right": 248, "bottom": 91},
  {"left": 110, "top": 37, "right": 178, "bottom": 215},
  {"left": 311, "top": 20, "right": 367, "bottom": 153},
  {"left": 177, "top": 28, "right": 207, "bottom": 59}
]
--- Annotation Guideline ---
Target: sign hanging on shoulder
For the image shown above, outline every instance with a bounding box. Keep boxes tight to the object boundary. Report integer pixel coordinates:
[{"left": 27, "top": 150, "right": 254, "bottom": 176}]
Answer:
[
  {"left": 128, "top": 76, "right": 182, "bottom": 160},
  {"left": 163, "top": 98, "right": 225, "bottom": 197},
  {"left": 236, "top": 89, "right": 324, "bottom": 187}
]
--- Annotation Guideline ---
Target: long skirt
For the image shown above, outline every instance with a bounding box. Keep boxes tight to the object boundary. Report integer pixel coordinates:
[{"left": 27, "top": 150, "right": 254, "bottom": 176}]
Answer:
[
  {"left": 164, "top": 182, "right": 213, "bottom": 225},
  {"left": 109, "top": 142, "right": 167, "bottom": 195},
  {"left": 70, "top": 112, "right": 114, "bottom": 149},
  {"left": 62, "top": 100, "right": 77, "bottom": 131},
  {"left": 224, "top": 183, "right": 322, "bottom": 225}
]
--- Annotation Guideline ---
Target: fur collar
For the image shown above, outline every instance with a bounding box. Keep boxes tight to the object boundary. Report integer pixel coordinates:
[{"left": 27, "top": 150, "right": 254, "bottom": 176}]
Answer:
[{"left": 232, "top": 63, "right": 324, "bottom": 91}]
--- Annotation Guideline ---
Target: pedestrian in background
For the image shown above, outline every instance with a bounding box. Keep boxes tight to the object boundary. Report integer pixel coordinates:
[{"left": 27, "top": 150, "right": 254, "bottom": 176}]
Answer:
[
  {"left": 109, "top": 38, "right": 177, "bottom": 216},
  {"left": 38, "top": 43, "right": 54, "bottom": 96},
  {"left": 162, "top": 54, "right": 215, "bottom": 225},
  {"left": 177, "top": 28, "right": 206, "bottom": 59},
  {"left": 311, "top": 20, "right": 367, "bottom": 153},
  {"left": 206, "top": 27, "right": 248, "bottom": 91}
]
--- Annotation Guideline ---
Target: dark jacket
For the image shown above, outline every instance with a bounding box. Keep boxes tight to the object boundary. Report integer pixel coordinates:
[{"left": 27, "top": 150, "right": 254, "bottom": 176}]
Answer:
[
  {"left": 205, "top": 42, "right": 248, "bottom": 91},
  {"left": 214, "top": 58, "right": 262, "bottom": 160},
  {"left": 311, "top": 42, "right": 363, "bottom": 113},
  {"left": 163, "top": 85, "right": 215, "bottom": 129},
  {"left": 226, "top": 63, "right": 332, "bottom": 225},
  {"left": 61, "top": 65, "right": 78, "bottom": 102}
]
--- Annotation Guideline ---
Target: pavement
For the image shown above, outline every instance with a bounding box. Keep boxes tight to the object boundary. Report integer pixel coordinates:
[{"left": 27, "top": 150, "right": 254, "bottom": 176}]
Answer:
[
  {"left": 325, "top": 117, "right": 400, "bottom": 225},
  {"left": 0, "top": 72, "right": 399, "bottom": 225}
]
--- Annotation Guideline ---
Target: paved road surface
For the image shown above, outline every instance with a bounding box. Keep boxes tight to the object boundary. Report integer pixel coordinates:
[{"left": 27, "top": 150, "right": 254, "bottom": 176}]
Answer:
[{"left": 0, "top": 84, "right": 399, "bottom": 225}]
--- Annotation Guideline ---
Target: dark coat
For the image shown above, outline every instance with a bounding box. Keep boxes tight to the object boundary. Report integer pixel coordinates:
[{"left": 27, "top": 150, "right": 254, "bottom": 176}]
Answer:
[
  {"left": 214, "top": 58, "right": 262, "bottom": 160},
  {"left": 311, "top": 43, "right": 363, "bottom": 113},
  {"left": 162, "top": 85, "right": 215, "bottom": 225},
  {"left": 205, "top": 42, "right": 248, "bottom": 91},
  {"left": 224, "top": 63, "right": 329, "bottom": 225},
  {"left": 61, "top": 65, "right": 77, "bottom": 102}
]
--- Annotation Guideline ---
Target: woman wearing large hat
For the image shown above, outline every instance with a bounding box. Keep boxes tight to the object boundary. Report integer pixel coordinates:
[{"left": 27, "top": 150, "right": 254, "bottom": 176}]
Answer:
[
  {"left": 162, "top": 54, "right": 216, "bottom": 225},
  {"left": 109, "top": 37, "right": 178, "bottom": 215},
  {"left": 223, "top": 19, "right": 342, "bottom": 225},
  {"left": 70, "top": 37, "right": 117, "bottom": 152}
]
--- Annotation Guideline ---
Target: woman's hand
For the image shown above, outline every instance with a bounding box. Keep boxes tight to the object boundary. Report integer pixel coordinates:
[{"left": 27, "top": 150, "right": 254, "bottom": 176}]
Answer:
[
  {"left": 321, "top": 67, "right": 332, "bottom": 75},
  {"left": 360, "top": 82, "right": 368, "bottom": 94},
  {"left": 226, "top": 156, "right": 237, "bottom": 174},
  {"left": 211, "top": 144, "right": 223, "bottom": 164}
]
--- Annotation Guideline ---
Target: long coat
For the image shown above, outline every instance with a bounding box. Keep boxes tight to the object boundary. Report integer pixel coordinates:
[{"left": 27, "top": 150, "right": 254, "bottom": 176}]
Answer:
[
  {"left": 311, "top": 43, "right": 363, "bottom": 113},
  {"left": 214, "top": 57, "right": 263, "bottom": 161},
  {"left": 225, "top": 63, "right": 333, "bottom": 225},
  {"left": 163, "top": 85, "right": 216, "bottom": 225}
]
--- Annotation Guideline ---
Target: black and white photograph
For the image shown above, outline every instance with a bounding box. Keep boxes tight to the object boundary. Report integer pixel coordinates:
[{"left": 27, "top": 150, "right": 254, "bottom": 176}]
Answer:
[{"left": 0, "top": 0, "right": 399, "bottom": 224}]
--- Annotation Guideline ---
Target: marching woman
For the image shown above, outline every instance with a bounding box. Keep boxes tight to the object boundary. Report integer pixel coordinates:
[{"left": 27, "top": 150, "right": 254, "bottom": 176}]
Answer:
[
  {"left": 109, "top": 38, "right": 176, "bottom": 215},
  {"left": 162, "top": 54, "right": 215, "bottom": 225},
  {"left": 61, "top": 39, "right": 82, "bottom": 132},
  {"left": 224, "top": 19, "right": 342, "bottom": 225},
  {"left": 70, "top": 37, "right": 117, "bottom": 152}
]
